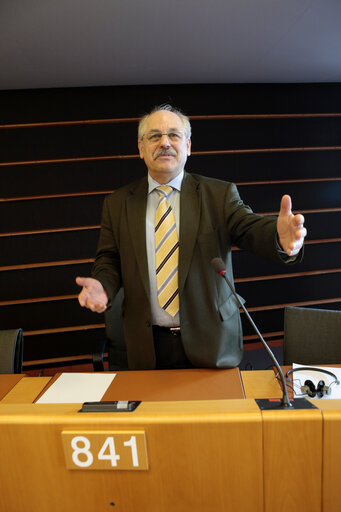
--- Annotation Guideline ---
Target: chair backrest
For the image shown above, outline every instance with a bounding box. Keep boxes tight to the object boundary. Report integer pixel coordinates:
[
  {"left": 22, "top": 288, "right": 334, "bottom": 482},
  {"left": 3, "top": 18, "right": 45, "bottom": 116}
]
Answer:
[
  {"left": 0, "top": 328, "right": 24, "bottom": 373},
  {"left": 283, "top": 306, "right": 341, "bottom": 365},
  {"left": 104, "top": 288, "right": 128, "bottom": 370}
]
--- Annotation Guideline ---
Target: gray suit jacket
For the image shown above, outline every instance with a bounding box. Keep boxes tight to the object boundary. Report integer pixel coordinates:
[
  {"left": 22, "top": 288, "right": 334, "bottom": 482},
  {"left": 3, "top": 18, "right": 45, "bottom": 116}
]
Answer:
[{"left": 92, "top": 172, "right": 286, "bottom": 369}]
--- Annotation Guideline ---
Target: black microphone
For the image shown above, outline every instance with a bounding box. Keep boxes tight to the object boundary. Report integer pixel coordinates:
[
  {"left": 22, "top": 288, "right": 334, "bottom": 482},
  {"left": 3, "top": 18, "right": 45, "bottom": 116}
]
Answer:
[{"left": 211, "top": 257, "right": 292, "bottom": 408}]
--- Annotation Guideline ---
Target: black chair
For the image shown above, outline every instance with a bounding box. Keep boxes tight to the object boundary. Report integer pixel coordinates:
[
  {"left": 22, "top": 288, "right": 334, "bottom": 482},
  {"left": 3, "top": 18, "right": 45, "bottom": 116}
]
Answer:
[
  {"left": 0, "top": 328, "right": 24, "bottom": 373},
  {"left": 93, "top": 288, "right": 128, "bottom": 371},
  {"left": 283, "top": 306, "right": 341, "bottom": 365}
]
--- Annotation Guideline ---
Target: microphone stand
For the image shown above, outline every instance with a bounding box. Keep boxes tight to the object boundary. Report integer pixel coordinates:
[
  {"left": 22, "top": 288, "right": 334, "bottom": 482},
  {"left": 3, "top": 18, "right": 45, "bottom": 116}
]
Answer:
[{"left": 211, "top": 258, "right": 315, "bottom": 410}]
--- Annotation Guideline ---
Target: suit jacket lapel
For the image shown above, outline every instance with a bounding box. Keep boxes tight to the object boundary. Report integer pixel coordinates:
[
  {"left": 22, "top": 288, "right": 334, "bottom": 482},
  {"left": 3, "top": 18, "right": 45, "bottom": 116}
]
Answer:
[
  {"left": 179, "top": 172, "right": 200, "bottom": 294},
  {"left": 126, "top": 177, "right": 150, "bottom": 297}
]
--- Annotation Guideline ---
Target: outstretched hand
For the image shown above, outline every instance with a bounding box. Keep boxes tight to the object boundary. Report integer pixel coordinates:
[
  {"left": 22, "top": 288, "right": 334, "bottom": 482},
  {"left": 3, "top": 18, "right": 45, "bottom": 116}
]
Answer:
[
  {"left": 76, "top": 276, "right": 108, "bottom": 313},
  {"left": 277, "top": 195, "right": 307, "bottom": 257}
]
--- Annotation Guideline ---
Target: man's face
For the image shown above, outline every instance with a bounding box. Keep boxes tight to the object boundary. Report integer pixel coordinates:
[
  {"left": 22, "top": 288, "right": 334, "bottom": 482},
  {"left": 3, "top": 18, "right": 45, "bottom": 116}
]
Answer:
[{"left": 138, "top": 110, "right": 191, "bottom": 183}]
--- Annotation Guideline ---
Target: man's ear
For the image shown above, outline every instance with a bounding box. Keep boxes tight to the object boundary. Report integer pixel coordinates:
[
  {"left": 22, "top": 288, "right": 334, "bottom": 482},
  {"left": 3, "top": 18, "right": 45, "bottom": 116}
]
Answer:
[
  {"left": 187, "top": 138, "right": 191, "bottom": 156},
  {"left": 138, "top": 139, "right": 144, "bottom": 159}
]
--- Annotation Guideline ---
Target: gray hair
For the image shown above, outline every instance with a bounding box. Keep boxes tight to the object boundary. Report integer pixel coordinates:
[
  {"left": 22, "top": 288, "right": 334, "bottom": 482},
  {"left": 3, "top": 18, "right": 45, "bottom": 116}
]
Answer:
[{"left": 138, "top": 104, "right": 191, "bottom": 141}]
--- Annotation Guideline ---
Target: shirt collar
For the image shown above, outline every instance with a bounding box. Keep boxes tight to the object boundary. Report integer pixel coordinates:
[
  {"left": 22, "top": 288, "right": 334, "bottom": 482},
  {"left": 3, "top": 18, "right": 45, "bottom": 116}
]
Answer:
[{"left": 148, "top": 170, "right": 184, "bottom": 194}]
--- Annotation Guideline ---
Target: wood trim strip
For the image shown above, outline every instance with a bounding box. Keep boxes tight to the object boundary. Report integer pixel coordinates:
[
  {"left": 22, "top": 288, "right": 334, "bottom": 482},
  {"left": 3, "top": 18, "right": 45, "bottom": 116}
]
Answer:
[
  {"left": 1, "top": 215, "right": 340, "bottom": 240},
  {"left": 190, "top": 113, "right": 341, "bottom": 121},
  {"left": 2, "top": 179, "right": 341, "bottom": 204},
  {"left": 0, "top": 118, "right": 140, "bottom": 129},
  {"left": 0, "top": 294, "right": 79, "bottom": 306},
  {"left": 235, "top": 268, "right": 341, "bottom": 283},
  {"left": 1, "top": 112, "right": 341, "bottom": 130},
  {"left": 237, "top": 177, "right": 341, "bottom": 186},
  {"left": 22, "top": 354, "right": 95, "bottom": 366},
  {"left": 246, "top": 297, "right": 341, "bottom": 312},
  {"left": 1, "top": 145, "right": 341, "bottom": 167},
  {"left": 0, "top": 154, "right": 139, "bottom": 167},
  {"left": 0, "top": 225, "right": 100, "bottom": 237},
  {"left": 19, "top": 296, "right": 341, "bottom": 338},
  {"left": 0, "top": 239, "right": 339, "bottom": 273},
  {"left": 1, "top": 269, "right": 340, "bottom": 307},
  {"left": 193, "top": 146, "right": 341, "bottom": 156},
  {"left": 262, "top": 208, "right": 341, "bottom": 215},
  {"left": 24, "top": 324, "right": 105, "bottom": 336},
  {"left": 0, "top": 190, "right": 114, "bottom": 203},
  {"left": 243, "top": 332, "right": 284, "bottom": 344},
  {"left": 0, "top": 258, "right": 95, "bottom": 272}
]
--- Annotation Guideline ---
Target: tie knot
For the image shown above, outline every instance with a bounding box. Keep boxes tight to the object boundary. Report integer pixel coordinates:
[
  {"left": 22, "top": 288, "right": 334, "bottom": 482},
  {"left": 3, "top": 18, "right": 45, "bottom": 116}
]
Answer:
[{"left": 156, "top": 185, "right": 173, "bottom": 197}]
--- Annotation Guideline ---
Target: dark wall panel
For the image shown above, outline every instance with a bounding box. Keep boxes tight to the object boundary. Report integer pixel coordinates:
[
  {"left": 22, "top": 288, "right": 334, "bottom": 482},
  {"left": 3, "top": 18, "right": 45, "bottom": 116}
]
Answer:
[
  {"left": 0, "top": 262, "right": 93, "bottom": 301},
  {"left": 0, "top": 82, "right": 340, "bottom": 370},
  {"left": 0, "top": 230, "right": 99, "bottom": 266}
]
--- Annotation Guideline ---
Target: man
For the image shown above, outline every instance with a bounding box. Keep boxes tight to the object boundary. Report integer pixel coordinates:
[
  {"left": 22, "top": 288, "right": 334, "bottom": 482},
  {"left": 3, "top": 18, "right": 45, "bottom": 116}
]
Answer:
[{"left": 76, "top": 104, "right": 306, "bottom": 370}]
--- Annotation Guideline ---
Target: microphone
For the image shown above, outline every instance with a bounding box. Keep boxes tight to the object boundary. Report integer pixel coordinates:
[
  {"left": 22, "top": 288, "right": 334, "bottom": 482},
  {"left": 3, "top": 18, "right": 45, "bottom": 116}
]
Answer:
[{"left": 211, "top": 257, "right": 292, "bottom": 409}]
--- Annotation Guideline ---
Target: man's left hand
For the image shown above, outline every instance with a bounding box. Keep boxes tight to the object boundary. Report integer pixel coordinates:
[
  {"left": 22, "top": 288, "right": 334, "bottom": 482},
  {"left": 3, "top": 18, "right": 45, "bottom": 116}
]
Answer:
[{"left": 277, "top": 195, "right": 307, "bottom": 257}]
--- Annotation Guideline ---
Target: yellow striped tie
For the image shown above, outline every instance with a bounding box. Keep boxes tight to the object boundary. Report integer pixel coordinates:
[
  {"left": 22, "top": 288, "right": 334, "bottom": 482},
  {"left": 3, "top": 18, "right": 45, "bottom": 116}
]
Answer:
[{"left": 155, "top": 186, "right": 179, "bottom": 317}]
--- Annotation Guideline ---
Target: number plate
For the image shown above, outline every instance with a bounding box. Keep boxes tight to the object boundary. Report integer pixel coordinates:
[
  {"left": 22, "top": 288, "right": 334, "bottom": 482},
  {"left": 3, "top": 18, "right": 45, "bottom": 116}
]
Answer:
[{"left": 62, "top": 431, "right": 148, "bottom": 470}]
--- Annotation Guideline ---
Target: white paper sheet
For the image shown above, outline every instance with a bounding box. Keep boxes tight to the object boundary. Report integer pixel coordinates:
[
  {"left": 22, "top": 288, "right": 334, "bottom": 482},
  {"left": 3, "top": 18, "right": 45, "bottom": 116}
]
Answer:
[
  {"left": 290, "top": 363, "right": 341, "bottom": 399},
  {"left": 36, "top": 372, "right": 116, "bottom": 404}
]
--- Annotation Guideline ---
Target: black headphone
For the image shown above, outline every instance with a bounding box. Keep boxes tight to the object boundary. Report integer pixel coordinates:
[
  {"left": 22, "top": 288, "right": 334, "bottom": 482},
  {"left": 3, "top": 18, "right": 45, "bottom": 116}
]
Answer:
[{"left": 286, "top": 367, "right": 340, "bottom": 398}]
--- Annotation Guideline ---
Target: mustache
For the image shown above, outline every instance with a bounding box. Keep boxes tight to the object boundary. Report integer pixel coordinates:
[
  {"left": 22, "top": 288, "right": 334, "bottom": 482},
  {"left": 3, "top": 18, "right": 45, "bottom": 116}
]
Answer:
[{"left": 153, "top": 148, "right": 177, "bottom": 160}]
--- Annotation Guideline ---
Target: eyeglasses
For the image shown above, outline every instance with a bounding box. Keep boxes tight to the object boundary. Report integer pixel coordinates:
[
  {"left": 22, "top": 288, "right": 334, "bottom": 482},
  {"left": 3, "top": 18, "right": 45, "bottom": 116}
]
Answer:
[{"left": 144, "top": 130, "right": 185, "bottom": 143}]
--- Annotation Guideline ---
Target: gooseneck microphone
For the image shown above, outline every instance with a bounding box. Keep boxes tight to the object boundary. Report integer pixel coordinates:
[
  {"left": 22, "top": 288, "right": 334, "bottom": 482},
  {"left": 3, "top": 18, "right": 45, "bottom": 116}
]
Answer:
[{"left": 211, "top": 257, "right": 292, "bottom": 408}]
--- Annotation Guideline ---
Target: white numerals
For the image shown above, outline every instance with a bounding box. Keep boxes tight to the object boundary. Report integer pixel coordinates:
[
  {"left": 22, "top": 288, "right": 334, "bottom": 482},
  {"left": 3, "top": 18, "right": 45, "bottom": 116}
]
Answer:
[
  {"left": 71, "top": 436, "right": 93, "bottom": 467},
  {"left": 62, "top": 432, "right": 148, "bottom": 470},
  {"left": 124, "top": 436, "right": 138, "bottom": 467},
  {"left": 98, "top": 437, "right": 121, "bottom": 467}
]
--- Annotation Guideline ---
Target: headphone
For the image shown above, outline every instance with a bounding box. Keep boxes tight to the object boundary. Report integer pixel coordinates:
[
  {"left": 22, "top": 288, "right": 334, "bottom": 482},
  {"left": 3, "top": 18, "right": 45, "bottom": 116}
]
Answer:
[{"left": 286, "top": 367, "right": 340, "bottom": 398}]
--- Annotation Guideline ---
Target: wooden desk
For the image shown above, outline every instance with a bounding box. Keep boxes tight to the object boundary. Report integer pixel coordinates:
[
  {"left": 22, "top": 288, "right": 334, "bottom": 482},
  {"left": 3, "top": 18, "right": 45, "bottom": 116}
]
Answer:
[
  {"left": 0, "top": 369, "right": 337, "bottom": 512},
  {"left": 0, "top": 399, "right": 262, "bottom": 511},
  {"left": 312, "top": 399, "right": 341, "bottom": 512}
]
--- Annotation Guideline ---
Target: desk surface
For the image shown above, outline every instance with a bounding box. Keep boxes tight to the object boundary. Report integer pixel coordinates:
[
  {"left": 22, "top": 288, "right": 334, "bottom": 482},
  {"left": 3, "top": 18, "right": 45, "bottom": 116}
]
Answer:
[
  {"left": 1, "top": 370, "right": 341, "bottom": 512},
  {"left": 1, "top": 368, "right": 245, "bottom": 404}
]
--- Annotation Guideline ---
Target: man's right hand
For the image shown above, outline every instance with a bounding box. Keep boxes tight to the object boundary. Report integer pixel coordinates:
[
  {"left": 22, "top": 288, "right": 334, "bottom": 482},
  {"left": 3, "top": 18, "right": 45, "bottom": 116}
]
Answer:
[{"left": 75, "top": 277, "right": 108, "bottom": 313}]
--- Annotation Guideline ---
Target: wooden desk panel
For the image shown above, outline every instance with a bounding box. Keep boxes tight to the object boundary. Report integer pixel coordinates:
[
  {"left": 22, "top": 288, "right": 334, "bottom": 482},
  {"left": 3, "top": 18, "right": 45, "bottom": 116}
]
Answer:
[
  {"left": 0, "top": 399, "right": 262, "bottom": 512},
  {"left": 0, "top": 374, "right": 24, "bottom": 401},
  {"left": 102, "top": 367, "right": 244, "bottom": 401},
  {"left": 241, "top": 370, "right": 282, "bottom": 399},
  {"left": 1, "top": 376, "right": 51, "bottom": 403},
  {"left": 313, "top": 400, "right": 341, "bottom": 512},
  {"left": 262, "top": 408, "right": 322, "bottom": 512},
  {"left": 242, "top": 369, "right": 323, "bottom": 512}
]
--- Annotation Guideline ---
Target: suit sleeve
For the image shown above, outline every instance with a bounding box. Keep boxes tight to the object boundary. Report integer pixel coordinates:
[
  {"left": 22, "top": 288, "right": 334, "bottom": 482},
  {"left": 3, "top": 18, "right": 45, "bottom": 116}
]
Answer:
[{"left": 91, "top": 195, "right": 122, "bottom": 306}]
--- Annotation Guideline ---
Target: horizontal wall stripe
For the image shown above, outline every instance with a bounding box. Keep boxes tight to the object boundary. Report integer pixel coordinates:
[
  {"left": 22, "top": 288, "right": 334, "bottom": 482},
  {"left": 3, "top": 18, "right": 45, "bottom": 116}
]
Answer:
[
  {"left": 237, "top": 177, "right": 341, "bottom": 186},
  {"left": 23, "top": 354, "right": 95, "bottom": 365},
  {"left": 243, "top": 336, "right": 283, "bottom": 346},
  {"left": 20, "top": 297, "right": 341, "bottom": 338},
  {"left": 1, "top": 269, "right": 340, "bottom": 307},
  {"left": 262, "top": 208, "right": 341, "bottom": 215},
  {"left": 1, "top": 145, "right": 341, "bottom": 167},
  {"left": 0, "top": 154, "right": 139, "bottom": 167},
  {"left": 0, "top": 225, "right": 100, "bottom": 237},
  {"left": 1, "top": 112, "right": 341, "bottom": 130},
  {"left": 1, "top": 178, "right": 340, "bottom": 204},
  {"left": 235, "top": 268, "right": 341, "bottom": 283},
  {"left": 0, "top": 294, "right": 78, "bottom": 306},
  {"left": 0, "top": 258, "right": 94, "bottom": 272},
  {"left": 2, "top": 152, "right": 341, "bottom": 200},
  {"left": 247, "top": 297, "right": 341, "bottom": 312},
  {"left": 0, "top": 118, "right": 140, "bottom": 129},
  {"left": 24, "top": 323, "right": 105, "bottom": 336},
  {"left": 0, "top": 190, "right": 113, "bottom": 203}
]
